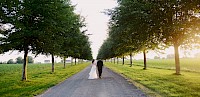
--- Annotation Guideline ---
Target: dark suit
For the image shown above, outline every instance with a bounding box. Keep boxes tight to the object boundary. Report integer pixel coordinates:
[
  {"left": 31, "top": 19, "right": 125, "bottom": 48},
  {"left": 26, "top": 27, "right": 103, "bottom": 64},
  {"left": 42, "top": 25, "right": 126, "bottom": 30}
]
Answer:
[{"left": 97, "top": 60, "right": 103, "bottom": 78}]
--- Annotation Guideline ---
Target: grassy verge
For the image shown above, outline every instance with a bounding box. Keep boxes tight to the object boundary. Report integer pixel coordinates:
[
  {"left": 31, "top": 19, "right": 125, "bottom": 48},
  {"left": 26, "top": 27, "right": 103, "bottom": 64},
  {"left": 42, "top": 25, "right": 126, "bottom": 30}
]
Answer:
[
  {"left": 105, "top": 62, "right": 200, "bottom": 97},
  {"left": 0, "top": 63, "right": 89, "bottom": 97}
]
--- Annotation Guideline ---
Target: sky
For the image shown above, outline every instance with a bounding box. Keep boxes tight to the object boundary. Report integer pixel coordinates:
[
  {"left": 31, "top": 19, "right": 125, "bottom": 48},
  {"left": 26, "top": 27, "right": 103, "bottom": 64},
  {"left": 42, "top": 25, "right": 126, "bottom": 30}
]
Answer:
[{"left": 72, "top": 0, "right": 117, "bottom": 58}]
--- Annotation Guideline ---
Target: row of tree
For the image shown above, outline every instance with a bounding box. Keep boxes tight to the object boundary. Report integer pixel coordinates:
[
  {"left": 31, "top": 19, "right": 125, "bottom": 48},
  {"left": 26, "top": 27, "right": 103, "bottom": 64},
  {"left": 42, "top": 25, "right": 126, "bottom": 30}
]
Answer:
[
  {"left": 2, "top": 56, "right": 34, "bottom": 64},
  {"left": 97, "top": 0, "right": 200, "bottom": 74},
  {"left": 0, "top": 0, "right": 93, "bottom": 80}
]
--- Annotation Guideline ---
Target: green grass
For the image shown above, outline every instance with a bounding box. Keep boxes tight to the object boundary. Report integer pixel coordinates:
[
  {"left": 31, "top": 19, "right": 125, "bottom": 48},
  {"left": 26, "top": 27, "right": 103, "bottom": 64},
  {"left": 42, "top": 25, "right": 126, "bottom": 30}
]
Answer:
[
  {"left": 117, "top": 58, "right": 200, "bottom": 73},
  {"left": 105, "top": 62, "right": 200, "bottom": 97},
  {"left": 0, "top": 63, "right": 89, "bottom": 97}
]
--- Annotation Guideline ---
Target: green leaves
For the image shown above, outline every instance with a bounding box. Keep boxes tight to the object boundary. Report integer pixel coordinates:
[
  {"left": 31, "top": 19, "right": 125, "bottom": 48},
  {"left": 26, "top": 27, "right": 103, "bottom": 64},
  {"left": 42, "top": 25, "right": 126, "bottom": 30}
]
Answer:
[
  {"left": 98, "top": 0, "right": 200, "bottom": 74},
  {"left": 99, "top": 0, "right": 200, "bottom": 60},
  {"left": 0, "top": 0, "right": 92, "bottom": 59},
  {"left": 0, "top": 0, "right": 93, "bottom": 80}
]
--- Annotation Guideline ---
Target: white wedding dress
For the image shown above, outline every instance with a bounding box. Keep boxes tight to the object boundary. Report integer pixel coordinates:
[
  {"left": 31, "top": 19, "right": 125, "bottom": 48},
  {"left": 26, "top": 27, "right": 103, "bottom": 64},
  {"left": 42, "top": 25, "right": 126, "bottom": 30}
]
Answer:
[{"left": 88, "top": 61, "right": 98, "bottom": 79}]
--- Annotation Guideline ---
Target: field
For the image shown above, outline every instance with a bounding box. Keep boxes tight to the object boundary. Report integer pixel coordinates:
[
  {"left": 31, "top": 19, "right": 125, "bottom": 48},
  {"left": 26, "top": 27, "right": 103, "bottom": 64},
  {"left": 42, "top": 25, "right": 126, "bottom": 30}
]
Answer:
[
  {"left": 105, "top": 58, "right": 200, "bottom": 96},
  {"left": 115, "top": 58, "right": 200, "bottom": 72},
  {"left": 0, "top": 63, "right": 89, "bottom": 97}
]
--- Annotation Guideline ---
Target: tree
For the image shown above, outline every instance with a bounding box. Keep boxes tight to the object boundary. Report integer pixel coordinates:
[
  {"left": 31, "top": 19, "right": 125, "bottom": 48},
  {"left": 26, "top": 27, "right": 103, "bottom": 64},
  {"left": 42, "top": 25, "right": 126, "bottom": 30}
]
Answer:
[
  {"left": 28, "top": 56, "right": 34, "bottom": 63},
  {"left": 16, "top": 57, "right": 23, "bottom": 64},
  {"left": 167, "top": 54, "right": 175, "bottom": 59},
  {"left": 103, "top": 0, "right": 200, "bottom": 74},
  {"left": 7, "top": 59, "right": 15, "bottom": 64},
  {"left": 0, "top": 0, "right": 83, "bottom": 80},
  {"left": 32, "top": 0, "right": 76, "bottom": 72},
  {"left": 154, "top": 56, "right": 160, "bottom": 59},
  {"left": 97, "top": 37, "right": 115, "bottom": 60},
  {"left": 0, "top": 0, "right": 43, "bottom": 80},
  {"left": 79, "top": 35, "right": 93, "bottom": 60},
  {"left": 151, "top": 1, "right": 200, "bottom": 74},
  {"left": 105, "top": 0, "right": 161, "bottom": 69}
]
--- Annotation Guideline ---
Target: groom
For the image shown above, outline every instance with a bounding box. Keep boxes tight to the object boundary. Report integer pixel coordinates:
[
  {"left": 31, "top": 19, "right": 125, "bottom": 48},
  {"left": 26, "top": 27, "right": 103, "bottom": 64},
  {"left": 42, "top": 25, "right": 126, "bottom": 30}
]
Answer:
[{"left": 97, "top": 60, "right": 103, "bottom": 78}]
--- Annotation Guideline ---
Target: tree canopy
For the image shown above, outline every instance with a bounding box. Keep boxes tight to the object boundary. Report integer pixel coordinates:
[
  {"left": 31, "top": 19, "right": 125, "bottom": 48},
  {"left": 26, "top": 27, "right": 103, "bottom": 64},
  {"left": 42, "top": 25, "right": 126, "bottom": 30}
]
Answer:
[
  {"left": 0, "top": 0, "right": 93, "bottom": 80},
  {"left": 98, "top": 0, "right": 200, "bottom": 74}
]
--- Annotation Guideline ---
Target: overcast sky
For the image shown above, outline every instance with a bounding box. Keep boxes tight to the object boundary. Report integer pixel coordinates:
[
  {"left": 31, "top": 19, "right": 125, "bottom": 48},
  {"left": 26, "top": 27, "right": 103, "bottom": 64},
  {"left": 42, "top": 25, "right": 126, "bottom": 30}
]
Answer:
[{"left": 72, "top": 0, "right": 117, "bottom": 58}]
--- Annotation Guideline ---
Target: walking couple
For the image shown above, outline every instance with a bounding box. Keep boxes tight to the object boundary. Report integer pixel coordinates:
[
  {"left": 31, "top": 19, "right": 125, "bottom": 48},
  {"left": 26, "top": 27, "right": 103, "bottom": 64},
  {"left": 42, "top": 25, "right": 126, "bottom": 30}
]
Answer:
[{"left": 88, "top": 59, "right": 103, "bottom": 79}]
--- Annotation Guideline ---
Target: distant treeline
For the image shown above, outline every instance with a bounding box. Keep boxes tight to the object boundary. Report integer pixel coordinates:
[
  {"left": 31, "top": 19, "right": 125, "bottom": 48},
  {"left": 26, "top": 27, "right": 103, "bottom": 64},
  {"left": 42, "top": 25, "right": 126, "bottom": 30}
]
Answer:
[{"left": 0, "top": 56, "right": 33, "bottom": 64}]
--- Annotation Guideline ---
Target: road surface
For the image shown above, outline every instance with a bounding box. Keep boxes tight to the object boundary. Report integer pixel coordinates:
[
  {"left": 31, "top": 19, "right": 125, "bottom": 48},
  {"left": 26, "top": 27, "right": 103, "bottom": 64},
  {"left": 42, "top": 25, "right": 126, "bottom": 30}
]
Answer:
[{"left": 37, "top": 66, "right": 146, "bottom": 97}]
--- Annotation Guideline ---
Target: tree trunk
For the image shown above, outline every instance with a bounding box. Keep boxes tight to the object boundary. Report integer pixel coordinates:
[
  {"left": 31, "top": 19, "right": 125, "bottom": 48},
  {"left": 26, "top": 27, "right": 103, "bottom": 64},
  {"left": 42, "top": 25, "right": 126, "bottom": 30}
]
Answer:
[
  {"left": 143, "top": 50, "right": 147, "bottom": 70},
  {"left": 63, "top": 56, "right": 66, "bottom": 69},
  {"left": 174, "top": 43, "right": 180, "bottom": 74},
  {"left": 130, "top": 53, "right": 132, "bottom": 67},
  {"left": 22, "top": 49, "right": 28, "bottom": 81},
  {"left": 52, "top": 54, "right": 55, "bottom": 72},
  {"left": 122, "top": 55, "right": 125, "bottom": 65}
]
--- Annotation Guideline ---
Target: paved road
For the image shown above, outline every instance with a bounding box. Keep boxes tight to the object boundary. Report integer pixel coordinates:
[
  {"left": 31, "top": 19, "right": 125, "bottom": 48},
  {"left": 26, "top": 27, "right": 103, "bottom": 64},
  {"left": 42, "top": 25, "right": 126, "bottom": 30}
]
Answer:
[{"left": 37, "top": 66, "right": 146, "bottom": 97}]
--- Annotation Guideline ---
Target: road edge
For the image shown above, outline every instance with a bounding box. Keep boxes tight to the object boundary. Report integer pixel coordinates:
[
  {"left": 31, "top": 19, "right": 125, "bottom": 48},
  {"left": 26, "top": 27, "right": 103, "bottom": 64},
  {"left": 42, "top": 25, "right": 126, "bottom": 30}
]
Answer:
[{"left": 105, "top": 67, "right": 162, "bottom": 97}]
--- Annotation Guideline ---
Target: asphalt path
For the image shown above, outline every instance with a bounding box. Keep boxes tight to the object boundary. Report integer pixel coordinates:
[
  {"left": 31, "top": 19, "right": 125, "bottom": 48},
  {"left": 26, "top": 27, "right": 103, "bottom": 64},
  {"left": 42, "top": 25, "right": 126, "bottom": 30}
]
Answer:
[{"left": 37, "top": 65, "right": 146, "bottom": 97}]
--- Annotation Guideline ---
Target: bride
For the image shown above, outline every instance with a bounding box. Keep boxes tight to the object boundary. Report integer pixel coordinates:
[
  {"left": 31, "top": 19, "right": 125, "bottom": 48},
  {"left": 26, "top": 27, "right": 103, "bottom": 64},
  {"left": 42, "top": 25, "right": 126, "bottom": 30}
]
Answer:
[{"left": 88, "top": 59, "right": 98, "bottom": 79}]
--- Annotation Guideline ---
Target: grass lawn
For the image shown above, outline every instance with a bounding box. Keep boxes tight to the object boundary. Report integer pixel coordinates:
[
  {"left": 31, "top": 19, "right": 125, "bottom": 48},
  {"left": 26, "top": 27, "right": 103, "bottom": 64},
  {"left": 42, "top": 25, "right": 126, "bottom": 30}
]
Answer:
[
  {"left": 0, "top": 63, "right": 89, "bottom": 97},
  {"left": 105, "top": 62, "right": 200, "bottom": 97},
  {"left": 123, "top": 58, "right": 200, "bottom": 73}
]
